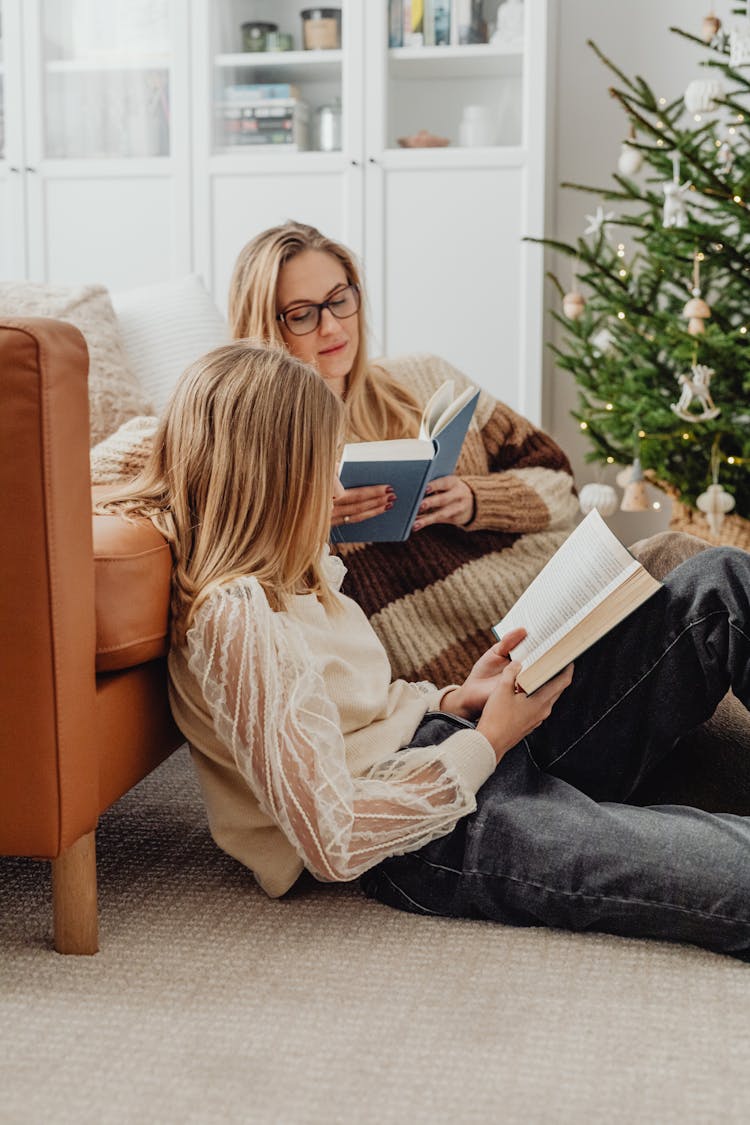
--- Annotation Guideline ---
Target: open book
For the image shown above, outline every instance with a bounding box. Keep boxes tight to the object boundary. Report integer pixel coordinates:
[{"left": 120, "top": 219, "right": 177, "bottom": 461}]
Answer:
[
  {"left": 331, "top": 380, "right": 479, "bottom": 543},
  {"left": 492, "top": 510, "right": 663, "bottom": 695}
]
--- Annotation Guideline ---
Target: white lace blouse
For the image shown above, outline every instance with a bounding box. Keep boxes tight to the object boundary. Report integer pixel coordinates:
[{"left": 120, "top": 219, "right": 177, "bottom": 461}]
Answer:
[{"left": 168, "top": 552, "right": 496, "bottom": 896}]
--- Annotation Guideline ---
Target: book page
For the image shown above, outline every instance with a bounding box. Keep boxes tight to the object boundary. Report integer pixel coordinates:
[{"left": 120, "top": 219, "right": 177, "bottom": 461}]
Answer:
[
  {"left": 341, "top": 438, "right": 435, "bottom": 463},
  {"left": 430, "top": 384, "right": 478, "bottom": 438},
  {"left": 419, "top": 381, "right": 454, "bottom": 440},
  {"left": 492, "top": 510, "right": 641, "bottom": 666}
]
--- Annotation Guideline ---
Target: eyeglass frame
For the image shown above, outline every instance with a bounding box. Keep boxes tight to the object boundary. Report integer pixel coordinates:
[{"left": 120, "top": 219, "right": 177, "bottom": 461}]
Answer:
[{"left": 276, "top": 283, "right": 361, "bottom": 336}]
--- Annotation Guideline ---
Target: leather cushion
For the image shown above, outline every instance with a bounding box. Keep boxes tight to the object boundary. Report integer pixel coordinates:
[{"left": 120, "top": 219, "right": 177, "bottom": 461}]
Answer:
[{"left": 93, "top": 513, "right": 171, "bottom": 672}]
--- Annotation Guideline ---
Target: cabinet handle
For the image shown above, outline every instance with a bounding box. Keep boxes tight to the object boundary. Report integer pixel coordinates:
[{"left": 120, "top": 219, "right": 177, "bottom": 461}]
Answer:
[
  {"left": 9, "top": 166, "right": 21, "bottom": 173},
  {"left": 25, "top": 166, "right": 38, "bottom": 173},
  {"left": 350, "top": 159, "right": 360, "bottom": 167},
  {"left": 368, "top": 157, "right": 377, "bottom": 164}
]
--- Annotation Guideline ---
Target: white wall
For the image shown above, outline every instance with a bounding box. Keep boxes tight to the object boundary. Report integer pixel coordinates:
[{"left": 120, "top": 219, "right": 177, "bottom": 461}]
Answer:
[{"left": 549, "top": 0, "right": 711, "bottom": 541}]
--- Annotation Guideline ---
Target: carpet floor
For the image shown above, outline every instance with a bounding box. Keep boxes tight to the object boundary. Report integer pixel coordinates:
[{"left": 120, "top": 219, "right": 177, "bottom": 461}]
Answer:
[{"left": 2, "top": 746, "right": 750, "bottom": 1124}]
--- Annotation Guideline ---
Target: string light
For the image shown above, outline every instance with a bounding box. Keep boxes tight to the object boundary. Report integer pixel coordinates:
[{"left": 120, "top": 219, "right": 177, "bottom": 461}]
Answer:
[
  {"left": 652, "top": 502, "right": 662, "bottom": 510},
  {"left": 580, "top": 421, "right": 588, "bottom": 430},
  {"left": 617, "top": 311, "right": 626, "bottom": 319},
  {"left": 740, "top": 326, "right": 747, "bottom": 334},
  {"left": 605, "top": 403, "right": 614, "bottom": 410},
  {"left": 606, "top": 456, "right": 614, "bottom": 463}
]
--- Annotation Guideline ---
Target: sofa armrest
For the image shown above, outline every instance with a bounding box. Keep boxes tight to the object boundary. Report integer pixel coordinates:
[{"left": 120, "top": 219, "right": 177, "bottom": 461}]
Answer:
[{"left": 0, "top": 318, "right": 99, "bottom": 857}]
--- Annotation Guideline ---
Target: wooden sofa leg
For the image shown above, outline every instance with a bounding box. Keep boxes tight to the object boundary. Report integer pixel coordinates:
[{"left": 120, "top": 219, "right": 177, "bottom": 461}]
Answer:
[{"left": 51, "top": 830, "right": 99, "bottom": 955}]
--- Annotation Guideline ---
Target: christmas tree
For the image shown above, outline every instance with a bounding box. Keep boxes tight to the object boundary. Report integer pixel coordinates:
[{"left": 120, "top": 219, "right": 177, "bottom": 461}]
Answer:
[{"left": 542, "top": 7, "right": 750, "bottom": 541}]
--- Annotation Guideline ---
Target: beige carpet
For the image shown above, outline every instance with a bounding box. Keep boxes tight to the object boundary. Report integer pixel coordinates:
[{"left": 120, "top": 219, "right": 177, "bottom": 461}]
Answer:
[{"left": 3, "top": 746, "right": 750, "bottom": 1125}]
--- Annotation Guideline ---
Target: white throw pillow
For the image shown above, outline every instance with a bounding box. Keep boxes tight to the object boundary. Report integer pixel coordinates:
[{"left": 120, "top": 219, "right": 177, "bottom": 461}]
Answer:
[
  {"left": 111, "top": 274, "right": 229, "bottom": 414},
  {"left": 0, "top": 281, "right": 152, "bottom": 446}
]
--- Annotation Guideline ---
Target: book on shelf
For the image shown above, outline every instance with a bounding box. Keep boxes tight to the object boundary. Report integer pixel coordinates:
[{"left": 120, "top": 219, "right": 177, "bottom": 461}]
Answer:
[
  {"left": 331, "top": 380, "right": 479, "bottom": 544},
  {"left": 223, "top": 83, "right": 301, "bottom": 102},
  {"left": 491, "top": 510, "right": 663, "bottom": 695}
]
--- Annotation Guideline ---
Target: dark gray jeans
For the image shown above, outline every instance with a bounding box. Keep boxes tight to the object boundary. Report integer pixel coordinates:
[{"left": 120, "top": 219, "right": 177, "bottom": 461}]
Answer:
[{"left": 361, "top": 546, "right": 750, "bottom": 961}]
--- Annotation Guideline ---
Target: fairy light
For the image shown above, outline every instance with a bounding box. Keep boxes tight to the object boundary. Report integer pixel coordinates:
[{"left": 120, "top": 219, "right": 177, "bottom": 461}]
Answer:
[
  {"left": 619, "top": 269, "right": 627, "bottom": 277},
  {"left": 656, "top": 120, "right": 664, "bottom": 129},
  {"left": 696, "top": 252, "right": 705, "bottom": 261},
  {"left": 656, "top": 138, "right": 665, "bottom": 147},
  {"left": 617, "top": 311, "right": 626, "bottom": 319},
  {"left": 638, "top": 430, "right": 646, "bottom": 438},
  {"left": 729, "top": 127, "right": 737, "bottom": 136},
  {"left": 617, "top": 243, "right": 625, "bottom": 258},
  {"left": 652, "top": 501, "right": 662, "bottom": 510},
  {"left": 580, "top": 421, "right": 588, "bottom": 430},
  {"left": 606, "top": 456, "right": 614, "bottom": 463},
  {"left": 605, "top": 403, "right": 614, "bottom": 410},
  {"left": 682, "top": 432, "right": 691, "bottom": 440},
  {"left": 694, "top": 114, "right": 702, "bottom": 122},
  {"left": 740, "top": 326, "right": 747, "bottom": 334}
]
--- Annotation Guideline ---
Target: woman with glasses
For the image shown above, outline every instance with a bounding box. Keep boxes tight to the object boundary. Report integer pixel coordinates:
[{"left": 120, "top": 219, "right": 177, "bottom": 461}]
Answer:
[
  {"left": 226, "top": 220, "right": 579, "bottom": 688},
  {"left": 99, "top": 338, "right": 750, "bottom": 961}
]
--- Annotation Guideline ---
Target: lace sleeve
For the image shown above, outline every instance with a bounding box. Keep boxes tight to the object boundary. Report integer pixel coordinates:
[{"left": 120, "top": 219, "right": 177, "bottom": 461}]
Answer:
[{"left": 186, "top": 581, "right": 479, "bottom": 882}]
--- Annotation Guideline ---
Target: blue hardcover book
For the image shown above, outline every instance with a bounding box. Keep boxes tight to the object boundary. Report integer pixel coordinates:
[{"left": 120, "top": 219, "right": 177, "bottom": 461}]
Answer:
[{"left": 331, "top": 381, "right": 479, "bottom": 543}]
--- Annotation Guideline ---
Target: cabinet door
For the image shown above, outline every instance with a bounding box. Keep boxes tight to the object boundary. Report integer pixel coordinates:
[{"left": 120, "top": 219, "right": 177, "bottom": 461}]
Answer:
[
  {"left": 191, "top": 0, "right": 364, "bottom": 308},
  {"left": 363, "top": 0, "right": 547, "bottom": 422},
  {"left": 0, "top": 0, "right": 28, "bottom": 279},
  {"left": 20, "top": 0, "right": 191, "bottom": 287}
]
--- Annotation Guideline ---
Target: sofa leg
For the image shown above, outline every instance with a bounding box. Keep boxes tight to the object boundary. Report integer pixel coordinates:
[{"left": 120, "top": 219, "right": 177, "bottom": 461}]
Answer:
[{"left": 51, "top": 830, "right": 99, "bottom": 955}]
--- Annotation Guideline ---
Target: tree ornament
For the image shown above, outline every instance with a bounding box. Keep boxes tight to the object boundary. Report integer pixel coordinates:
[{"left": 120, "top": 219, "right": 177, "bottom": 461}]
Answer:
[
  {"left": 617, "top": 127, "right": 643, "bottom": 175},
  {"left": 670, "top": 364, "right": 721, "bottom": 421},
  {"left": 662, "top": 157, "right": 692, "bottom": 228},
  {"left": 730, "top": 21, "right": 750, "bottom": 67},
  {"left": 620, "top": 458, "right": 649, "bottom": 511},
  {"left": 616, "top": 464, "right": 633, "bottom": 489},
  {"left": 702, "top": 11, "right": 722, "bottom": 43},
  {"left": 682, "top": 252, "right": 711, "bottom": 335},
  {"left": 562, "top": 291, "right": 586, "bottom": 319},
  {"left": 591, "top": 327, "right": 614, "bottom": 354},
  {"left": 684, "top": 77, "right": 725, "bottom": 115},
  {"left": 697, "top": 482, "right": 735, "bottom": 535},
  {"left": 583, "top": 205, "right": 616, "bottom": 239},
  {"left": 579, "top": 482, "right": 619, "bottom": 517}
]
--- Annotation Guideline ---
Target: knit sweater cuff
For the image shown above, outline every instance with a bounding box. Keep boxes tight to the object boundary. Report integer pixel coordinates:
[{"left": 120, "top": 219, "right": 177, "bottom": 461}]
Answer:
[
  {"left": 460, "top": 473, "right": 549, "bottom": 533},
  {"left": 437, "top": 728, "right": 496, "bottom": 796}
]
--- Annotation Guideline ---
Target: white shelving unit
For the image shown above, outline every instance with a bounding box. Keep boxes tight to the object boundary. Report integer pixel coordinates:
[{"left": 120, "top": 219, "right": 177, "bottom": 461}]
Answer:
[{"left": 0, "top": 0, "right": 551, "bottom": 419}]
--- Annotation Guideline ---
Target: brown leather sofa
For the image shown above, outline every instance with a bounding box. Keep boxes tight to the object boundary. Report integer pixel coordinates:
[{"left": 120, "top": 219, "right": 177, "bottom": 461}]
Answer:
[{"left": 1, "top": 317, "right": 183, "bottom": 954}]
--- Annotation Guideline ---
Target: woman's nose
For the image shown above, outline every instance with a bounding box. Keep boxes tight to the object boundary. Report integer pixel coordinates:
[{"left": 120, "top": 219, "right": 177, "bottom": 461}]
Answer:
[{"left": 319, "top": 306, "right": 338, "bottom": 334}]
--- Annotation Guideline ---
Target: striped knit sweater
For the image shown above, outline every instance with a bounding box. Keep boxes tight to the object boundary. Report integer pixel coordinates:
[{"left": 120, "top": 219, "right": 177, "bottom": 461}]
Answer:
[
  {"left": 334, "top": 354, "right": 579, "bottom": 685},
  {"left": 90, "top": 353, "right": 578, "bottom": 687}
]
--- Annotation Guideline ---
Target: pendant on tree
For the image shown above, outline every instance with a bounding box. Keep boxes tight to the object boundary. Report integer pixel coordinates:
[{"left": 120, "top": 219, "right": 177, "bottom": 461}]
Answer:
[
  {"left": 697, "top": 482, "right": 735, "bottom": 535},
  {"left": 617, "top": 126, "right": 642, "bottom": 175},
  {"left": 620, "top": 458, "right": 650, "bottom": 511},
  {"left": 702, "top": 11, "right": 722, "bottom": 42},
  {"left": 684, "top": 77, "right": 725, "bottom": 115},
  {"left": 562, "top": 291, "right": 586, "bottom": 320},
  {"left": 730, "top": 22, "right": 750, "bottom": 67},
  {"left": 670, "top": 364, "right": 721, "bottom": 421},
  {"left": 683, "top": 252, "right": 711, "bottom": 335},
  {"left": 578, "top": 482, "right": 619, "bottom": 518}
]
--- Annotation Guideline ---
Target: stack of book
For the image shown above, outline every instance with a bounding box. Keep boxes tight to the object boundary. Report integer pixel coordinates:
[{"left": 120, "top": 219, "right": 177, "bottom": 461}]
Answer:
[{"left": 217, "top": 83, "right": 310, "bottom": 150}]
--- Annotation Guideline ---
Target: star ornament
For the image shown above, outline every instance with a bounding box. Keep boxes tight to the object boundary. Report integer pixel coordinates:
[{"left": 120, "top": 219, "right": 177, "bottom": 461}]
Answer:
[{"left": 584, "top": 206, "right": 616, "bottom": 239}]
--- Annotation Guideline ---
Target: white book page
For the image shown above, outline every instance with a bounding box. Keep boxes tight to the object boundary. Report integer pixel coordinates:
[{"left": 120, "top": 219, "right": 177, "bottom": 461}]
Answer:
[
  {"left": 419, "top": 381, "right": 454, "bottom": 440},
  {"left": 493, "top": 510, "right": 639, "bottom": 666},
  {"left": 430, "top": 384, "right": 478, "bottom": 437},
  {"left": 342, "top": 438, "right": 434, "bottom": 463}
]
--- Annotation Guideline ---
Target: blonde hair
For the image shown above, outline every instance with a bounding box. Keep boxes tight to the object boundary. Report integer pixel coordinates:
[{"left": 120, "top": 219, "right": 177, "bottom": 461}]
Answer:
[
  {"left": 227, "top": 220, "right": 421, "bottom": 442},
  {"left": 98, "top": 341, "right": 345, "bottom": 643}
]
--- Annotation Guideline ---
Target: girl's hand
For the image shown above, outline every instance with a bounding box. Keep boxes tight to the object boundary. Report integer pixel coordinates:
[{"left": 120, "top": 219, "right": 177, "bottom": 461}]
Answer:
[
  {"left": 442, "top": 628, "right": 528, "bottom": 720},
  {"left": 332, "top": 485, "right": 394, "bottom": 528},
  {"left": 477, "top": 662, "right": 574, "bottom": 764},
  {"left": 412, "top": 475, "right": 474, "bottom": 531}
]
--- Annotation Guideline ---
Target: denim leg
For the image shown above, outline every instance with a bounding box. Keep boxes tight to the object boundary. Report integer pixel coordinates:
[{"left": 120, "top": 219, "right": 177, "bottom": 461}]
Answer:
[
  {"left": 526, "top": 546, "right": 750, "bottom": 800},
  {"left": 361, "top": 547, "right": 750, "bottom": 960},
  {"left": 362, "top": 743, "right": 750, "bottom": 959}
]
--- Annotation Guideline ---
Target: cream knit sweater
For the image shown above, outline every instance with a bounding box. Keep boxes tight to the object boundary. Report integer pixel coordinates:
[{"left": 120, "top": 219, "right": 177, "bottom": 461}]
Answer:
[{"left": 168, "top": 552, "right": 496, "bottom": 897}]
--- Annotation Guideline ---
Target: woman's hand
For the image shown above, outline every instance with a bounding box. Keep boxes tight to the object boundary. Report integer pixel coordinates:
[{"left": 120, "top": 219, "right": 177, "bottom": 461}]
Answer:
[
  {"left": 477, "top": 662, "right": 573, "bottom": 764},
  {"left": 442, "top": 628, "right": 527, "bottom": 720},
  {"left": 412, "top": 475, "right": 474, "bottom": 531},
  {"left": 331, "top": 485, "right": 394, "bottom": 528}
]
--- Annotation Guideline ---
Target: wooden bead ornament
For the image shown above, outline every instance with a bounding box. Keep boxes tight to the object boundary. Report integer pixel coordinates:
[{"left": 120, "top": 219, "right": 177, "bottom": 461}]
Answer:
[
  {"left": 578, "top": 482, "right": 619, "bottom": 518},
  {"left": 563, "top": 291, "right": 586, "bottom": 320},
  {"left": 683, "top": 252, "right": 711, "bottom": 335},
  {"left": 697, "top": 482, "right": 735, "bottom": 536},
  {"left": 702, "top": 12, "right": 721, "bottom": 42},
  {"left": 620, "top": 457, "right": 650, "bottom": 511}
]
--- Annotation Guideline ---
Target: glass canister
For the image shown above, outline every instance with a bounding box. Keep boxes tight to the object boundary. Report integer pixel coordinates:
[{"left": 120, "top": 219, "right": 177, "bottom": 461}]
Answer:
[
  {"left": 315, "top": 102, "right": 342, "bottom": 151},
  {"left": 241, "top": 21, "right": 278, "bottom": 51},
  {"left": 301, "top": 8, "right": 341, "bottom": 50}
]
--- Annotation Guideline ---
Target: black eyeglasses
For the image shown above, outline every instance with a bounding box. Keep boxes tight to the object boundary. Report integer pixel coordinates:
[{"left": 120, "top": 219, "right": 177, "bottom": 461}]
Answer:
[{"left": 277, "top": 284, "right": 360, "bottom": 336}]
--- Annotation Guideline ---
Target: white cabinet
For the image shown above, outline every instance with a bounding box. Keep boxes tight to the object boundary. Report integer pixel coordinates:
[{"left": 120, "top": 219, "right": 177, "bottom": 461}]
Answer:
[
  {"left": 1, "top": 0, "right": 549, "bottom": 420},
  {"left": 192, "top": 0, "right": 550, "bottom": 419},
  {"left": 0, "top": 0, "right": 192, "bottom": 289}
]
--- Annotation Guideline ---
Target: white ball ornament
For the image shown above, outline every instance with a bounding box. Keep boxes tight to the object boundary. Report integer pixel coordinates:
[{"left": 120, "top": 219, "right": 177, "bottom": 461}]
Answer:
[
  {"left": 563, "top": 291, "right": 586, "bottom": 320},
  {"left": 697, "top": 482, "right": 735, "bottom": 536},
  {"left": 578, "top": 482, "right": 619, "bottom": 518},
  {"left": 618, "top": 144, "right": 643, "bottom": 176},
  {"left": 684, "top": 78, "right": 725, "bottom": 115}
]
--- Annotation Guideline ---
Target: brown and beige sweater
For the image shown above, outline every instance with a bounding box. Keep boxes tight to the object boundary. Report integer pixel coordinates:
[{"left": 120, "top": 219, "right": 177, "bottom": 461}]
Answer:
[
  {"left": 334, "top": 354, "right": 579, "bottom": 684},
  {"left": 90, "top": 353, "right": 578, "bottom": 687}
]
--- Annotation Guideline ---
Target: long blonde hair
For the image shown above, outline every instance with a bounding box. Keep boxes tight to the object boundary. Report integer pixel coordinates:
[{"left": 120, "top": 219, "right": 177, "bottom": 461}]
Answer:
[
  {"left": 228, "top": 220, "right": 421, "bottom": 442},
  {"left": 98, "top": 342, "right": 345, "bottom": 642}
]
